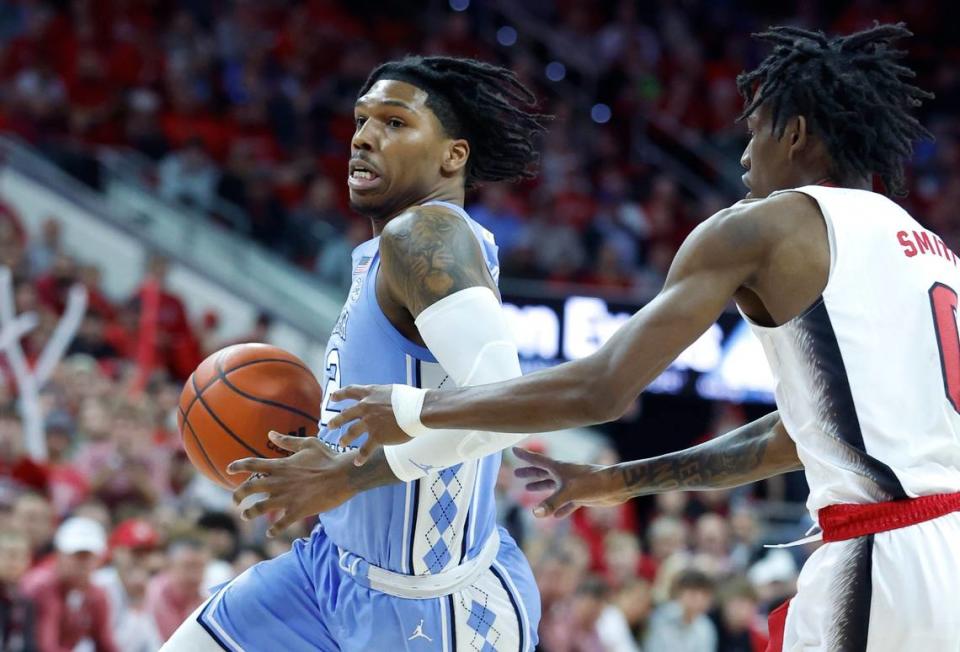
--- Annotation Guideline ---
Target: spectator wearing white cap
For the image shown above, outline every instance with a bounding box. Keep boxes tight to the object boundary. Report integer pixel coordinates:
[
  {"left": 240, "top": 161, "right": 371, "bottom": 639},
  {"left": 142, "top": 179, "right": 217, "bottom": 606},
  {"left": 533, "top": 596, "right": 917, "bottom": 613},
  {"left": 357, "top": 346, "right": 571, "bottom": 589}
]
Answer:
[
  {"left": 746, "top": 548, "right": 798, "bottom": 611},
  {"left": 20, "top": 517, "right": 118, "bottom": 652}
]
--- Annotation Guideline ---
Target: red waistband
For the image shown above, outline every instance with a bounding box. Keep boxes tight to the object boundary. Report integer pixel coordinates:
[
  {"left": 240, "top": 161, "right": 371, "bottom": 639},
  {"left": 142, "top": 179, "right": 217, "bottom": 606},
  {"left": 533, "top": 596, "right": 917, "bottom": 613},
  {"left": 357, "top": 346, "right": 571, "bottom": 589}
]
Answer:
[{"left": 818, "top": 491, "right": 960, "bottom": 542}]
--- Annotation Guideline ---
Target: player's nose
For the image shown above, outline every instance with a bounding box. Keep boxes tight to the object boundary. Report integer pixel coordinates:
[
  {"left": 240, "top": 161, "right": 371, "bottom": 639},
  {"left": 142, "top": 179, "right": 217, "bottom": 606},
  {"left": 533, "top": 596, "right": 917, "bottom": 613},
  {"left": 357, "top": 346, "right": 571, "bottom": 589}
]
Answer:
[
  {"left": 352, "top": 121, "right": 377, "bottom": 152},
  {"left": 740, "top": 144, "right": 751, "bottom": 170}
]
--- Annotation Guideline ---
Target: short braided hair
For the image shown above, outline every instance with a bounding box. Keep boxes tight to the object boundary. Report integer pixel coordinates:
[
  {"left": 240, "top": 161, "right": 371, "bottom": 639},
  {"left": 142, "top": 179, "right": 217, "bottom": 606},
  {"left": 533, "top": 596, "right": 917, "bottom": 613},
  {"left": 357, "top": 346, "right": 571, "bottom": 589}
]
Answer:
[
  {"left": 737, "top": 22, "right": 934, "bottom": 196},
  {"left": 359, "top": 56, "right": 550, "bottom": 187}
]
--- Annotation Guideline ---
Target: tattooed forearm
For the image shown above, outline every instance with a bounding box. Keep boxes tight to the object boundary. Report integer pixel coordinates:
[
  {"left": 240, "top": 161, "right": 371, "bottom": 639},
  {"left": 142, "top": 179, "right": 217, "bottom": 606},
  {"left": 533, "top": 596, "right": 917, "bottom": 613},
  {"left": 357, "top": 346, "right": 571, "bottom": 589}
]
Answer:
[
  {"left": 619, "top": 432, "right": 769, "bottom": 492},
  {"left": 613, "top": 411, "right": 801, "bottom": 499},
  {"left": 379, "top": 206, "right": 496, "bottom": 316}
]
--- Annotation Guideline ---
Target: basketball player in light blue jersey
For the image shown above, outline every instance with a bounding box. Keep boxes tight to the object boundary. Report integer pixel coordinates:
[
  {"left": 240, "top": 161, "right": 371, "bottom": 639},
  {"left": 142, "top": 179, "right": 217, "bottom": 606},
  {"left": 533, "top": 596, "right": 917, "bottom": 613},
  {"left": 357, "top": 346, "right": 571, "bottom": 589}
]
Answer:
[{"left": 161, "top": 56, "right": 549, "bottom": 651}]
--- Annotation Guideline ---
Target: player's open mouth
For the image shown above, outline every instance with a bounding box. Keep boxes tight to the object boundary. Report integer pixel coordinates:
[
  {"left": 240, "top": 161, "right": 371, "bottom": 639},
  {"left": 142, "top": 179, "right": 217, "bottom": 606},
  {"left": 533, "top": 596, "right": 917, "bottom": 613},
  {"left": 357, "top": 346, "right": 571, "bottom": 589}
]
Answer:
[{"left": 348, "top": 163, "right": 383, "bottom": 191}]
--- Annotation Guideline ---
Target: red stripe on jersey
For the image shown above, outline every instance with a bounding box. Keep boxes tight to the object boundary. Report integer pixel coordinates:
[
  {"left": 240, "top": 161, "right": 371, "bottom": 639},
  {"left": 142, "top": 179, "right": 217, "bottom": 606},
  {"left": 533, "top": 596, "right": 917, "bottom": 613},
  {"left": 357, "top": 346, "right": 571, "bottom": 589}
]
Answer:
[
  {"left": 818, "top": 491, "right": 960, "bottom": 542},
  {"left": 765, "top": 599, "right": 791, "bottom": 652}
]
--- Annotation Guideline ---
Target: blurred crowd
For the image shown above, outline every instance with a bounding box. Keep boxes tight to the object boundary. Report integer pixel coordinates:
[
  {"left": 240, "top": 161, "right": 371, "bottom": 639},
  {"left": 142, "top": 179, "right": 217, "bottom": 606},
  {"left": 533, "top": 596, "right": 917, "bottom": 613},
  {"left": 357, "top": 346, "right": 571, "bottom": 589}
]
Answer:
[
  {"left": 0, "top": 0, "right": 949, "bottom": 650},
  {"left": 0, "top": 211, "right": 301, "bottom": 651},
  {"left": 0, "top": 0, "right": 956, "bottom": 297}
]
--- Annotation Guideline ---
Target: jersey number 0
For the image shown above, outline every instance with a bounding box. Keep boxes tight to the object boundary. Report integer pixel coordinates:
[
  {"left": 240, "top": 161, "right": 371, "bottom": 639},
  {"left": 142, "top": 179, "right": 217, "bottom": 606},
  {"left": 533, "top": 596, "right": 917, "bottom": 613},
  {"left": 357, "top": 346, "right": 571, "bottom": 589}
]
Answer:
[{"left": 930, "top": 282, "right": 960, "bottom": 413}]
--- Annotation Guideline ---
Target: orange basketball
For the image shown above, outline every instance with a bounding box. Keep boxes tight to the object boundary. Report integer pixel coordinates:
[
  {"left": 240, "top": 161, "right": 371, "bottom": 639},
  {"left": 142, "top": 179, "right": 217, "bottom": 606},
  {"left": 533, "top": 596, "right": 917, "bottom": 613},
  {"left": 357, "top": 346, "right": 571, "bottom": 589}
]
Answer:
[{"left": 177, "top": 343, "right": 322, "bottom": 489}]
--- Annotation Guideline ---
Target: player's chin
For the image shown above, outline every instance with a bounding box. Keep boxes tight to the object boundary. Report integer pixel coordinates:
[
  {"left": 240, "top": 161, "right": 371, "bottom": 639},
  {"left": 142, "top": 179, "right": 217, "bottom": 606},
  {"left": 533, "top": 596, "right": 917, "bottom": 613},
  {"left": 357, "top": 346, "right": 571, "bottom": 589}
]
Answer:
[{"left": 348, "top": 191, "right": 388, "bottom": 215}]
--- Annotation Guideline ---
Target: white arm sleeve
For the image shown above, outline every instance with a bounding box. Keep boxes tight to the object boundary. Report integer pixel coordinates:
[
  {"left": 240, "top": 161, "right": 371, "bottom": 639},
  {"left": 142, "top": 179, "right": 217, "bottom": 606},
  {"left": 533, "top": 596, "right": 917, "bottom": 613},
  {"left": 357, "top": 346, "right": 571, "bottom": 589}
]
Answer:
[{"left": 383, "top": 286, "right": 530, "bottom": 481}]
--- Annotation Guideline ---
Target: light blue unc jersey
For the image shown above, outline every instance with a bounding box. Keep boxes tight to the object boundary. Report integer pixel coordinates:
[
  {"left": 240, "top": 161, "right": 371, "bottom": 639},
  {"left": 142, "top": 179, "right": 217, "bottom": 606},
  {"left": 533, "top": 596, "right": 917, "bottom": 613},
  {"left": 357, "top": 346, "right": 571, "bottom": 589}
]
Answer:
[
  {"left": 317, "top": 200, "right": 502, "bottom": 575},
  {"left": 195, "top": 200, "right": 539, "bottom": 652}
]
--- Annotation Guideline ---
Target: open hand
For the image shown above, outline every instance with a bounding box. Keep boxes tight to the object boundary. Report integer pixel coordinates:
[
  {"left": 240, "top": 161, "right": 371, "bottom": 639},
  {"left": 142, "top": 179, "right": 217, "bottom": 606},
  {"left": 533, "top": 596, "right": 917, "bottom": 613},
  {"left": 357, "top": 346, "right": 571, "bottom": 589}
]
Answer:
[
  {"left": 228, "top": 432, "right": 357, "bottom": 537},
  {"left": 513, "top": 447, "right": 625, "bottom": 518},
  {"left": 328, "top": 384, "right": 412, "bottom": 465}
]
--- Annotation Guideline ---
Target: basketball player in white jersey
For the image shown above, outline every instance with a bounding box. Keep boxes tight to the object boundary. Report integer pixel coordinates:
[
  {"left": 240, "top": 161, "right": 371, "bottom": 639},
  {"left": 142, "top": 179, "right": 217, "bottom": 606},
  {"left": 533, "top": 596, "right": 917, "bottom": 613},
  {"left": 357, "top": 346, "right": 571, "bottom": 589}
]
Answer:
[{"left": 309, "top": 24, "right": 960, "bottom": 651}]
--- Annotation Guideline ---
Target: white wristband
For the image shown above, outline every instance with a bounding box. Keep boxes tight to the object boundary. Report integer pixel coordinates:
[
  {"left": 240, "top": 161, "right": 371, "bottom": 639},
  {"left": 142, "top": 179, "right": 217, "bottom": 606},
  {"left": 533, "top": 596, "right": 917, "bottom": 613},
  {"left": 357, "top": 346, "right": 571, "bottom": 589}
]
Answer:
[{"left": 391, "top": 384, "right": 432, "bottom": 438}]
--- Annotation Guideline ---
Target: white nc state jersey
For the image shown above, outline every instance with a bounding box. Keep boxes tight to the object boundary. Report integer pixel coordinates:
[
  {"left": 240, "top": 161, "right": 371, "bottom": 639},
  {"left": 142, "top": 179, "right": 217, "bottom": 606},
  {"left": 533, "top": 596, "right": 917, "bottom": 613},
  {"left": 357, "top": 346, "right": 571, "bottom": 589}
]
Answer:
[{"left": 744, "top": 185, "right": 960, "bottom": 516}]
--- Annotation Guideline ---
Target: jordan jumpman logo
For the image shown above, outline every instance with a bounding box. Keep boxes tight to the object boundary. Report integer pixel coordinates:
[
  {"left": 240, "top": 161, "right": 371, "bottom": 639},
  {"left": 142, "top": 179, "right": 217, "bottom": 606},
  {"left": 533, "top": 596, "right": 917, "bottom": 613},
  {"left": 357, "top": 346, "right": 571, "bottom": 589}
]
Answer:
[{"left": 408, "top": 619, "right": 433, "bottom": 642}]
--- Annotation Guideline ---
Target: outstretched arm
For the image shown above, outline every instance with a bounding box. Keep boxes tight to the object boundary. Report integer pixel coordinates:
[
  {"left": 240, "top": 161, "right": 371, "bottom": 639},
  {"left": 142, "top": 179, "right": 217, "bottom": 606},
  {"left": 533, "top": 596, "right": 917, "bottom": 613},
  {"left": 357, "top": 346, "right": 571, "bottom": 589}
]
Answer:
[
  {"left": 415, "top": 200, "right": 772, "bottom": 432},
  {"left": 515, "top": 411, "right": 801, "bottom": 518},
  {"left": 332, "top": 197, "right": 788, "bottom": 450},
  {"left": 615, "top": 412, "right": 799, "bottom": 494}
]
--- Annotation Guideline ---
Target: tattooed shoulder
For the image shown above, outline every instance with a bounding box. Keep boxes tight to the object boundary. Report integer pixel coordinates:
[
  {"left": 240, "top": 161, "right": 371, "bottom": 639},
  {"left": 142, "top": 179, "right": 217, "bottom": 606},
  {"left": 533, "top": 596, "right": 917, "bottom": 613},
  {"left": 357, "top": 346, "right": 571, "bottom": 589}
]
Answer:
[{"left": 379, "top": 205, "right": 494, "bottom": 316}]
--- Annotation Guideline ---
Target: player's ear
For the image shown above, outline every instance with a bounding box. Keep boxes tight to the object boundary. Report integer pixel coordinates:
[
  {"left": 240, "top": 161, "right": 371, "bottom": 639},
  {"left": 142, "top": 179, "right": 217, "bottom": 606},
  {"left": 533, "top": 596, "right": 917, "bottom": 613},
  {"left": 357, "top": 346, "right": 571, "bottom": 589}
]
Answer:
[
  {"left": 442, "top": 139, "right": 469, "bottom": 176},
  {"left": 787, "top": 115, "right": 809, "bottom": 160}
]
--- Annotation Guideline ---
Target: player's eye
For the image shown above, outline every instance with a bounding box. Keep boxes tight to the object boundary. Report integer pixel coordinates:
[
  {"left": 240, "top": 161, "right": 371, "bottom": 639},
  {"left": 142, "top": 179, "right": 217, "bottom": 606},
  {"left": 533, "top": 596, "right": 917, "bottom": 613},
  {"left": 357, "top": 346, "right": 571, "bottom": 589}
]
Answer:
[
  {"left": 387, "top": 118, "right": 405, "bottom": 128},
  {"left": 355, "top": 116, "right": 367, "bottom": 129}
]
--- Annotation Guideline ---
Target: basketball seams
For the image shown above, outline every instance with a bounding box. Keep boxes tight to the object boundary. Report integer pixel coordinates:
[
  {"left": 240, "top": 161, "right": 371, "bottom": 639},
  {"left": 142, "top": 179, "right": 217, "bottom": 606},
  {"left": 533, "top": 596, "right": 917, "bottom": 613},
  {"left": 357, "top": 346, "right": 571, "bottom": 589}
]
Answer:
[
  {"left": 178, "top": 406, "right": 233, "bottom": 487},
  {"left": 213, "top": 357, "right": 321, "bottom": 424},
  {"left": 190, "top": 371, "right": 268, "bottom": 458},
  {"left": 178, "top": 348, "right": 318, "bottom": 489},
  {"left": 181, "top": 357, "right": 313, "bottom": 421}
]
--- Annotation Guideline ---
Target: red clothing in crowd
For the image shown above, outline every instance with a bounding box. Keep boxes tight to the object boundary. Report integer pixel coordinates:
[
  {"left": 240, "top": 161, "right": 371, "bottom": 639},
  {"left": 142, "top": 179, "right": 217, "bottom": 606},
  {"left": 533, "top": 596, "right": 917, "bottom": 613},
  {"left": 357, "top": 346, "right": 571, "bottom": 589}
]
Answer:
[
  {"left": 571, "top": 506, "right": 639, "bottom": 574},
  {"left": 46, "top": 463, "right": 89, "bottom": 516},
  {"left": 0, "top": 456, "right": 49, "bottom": 495},
  {"left": 83, "top": 285, "right": 117, "bottom": 322},
  {"left": 35, "top": 274, "right": 115, "bottom": 319},
  {"left": 33, "top": 275, "right": 71, "bottom": 315},
  {"left": 20, "top": 564, "right": 117, "bottom": 652},
  {"left": 103, "top": 321, "right": 137, "bottom": 360},
  {"left": 145, "top": 572, "right": 204, "bottom": 641},
  {"left": 132, "top": 281, "right": 202, "bottom": 381}
]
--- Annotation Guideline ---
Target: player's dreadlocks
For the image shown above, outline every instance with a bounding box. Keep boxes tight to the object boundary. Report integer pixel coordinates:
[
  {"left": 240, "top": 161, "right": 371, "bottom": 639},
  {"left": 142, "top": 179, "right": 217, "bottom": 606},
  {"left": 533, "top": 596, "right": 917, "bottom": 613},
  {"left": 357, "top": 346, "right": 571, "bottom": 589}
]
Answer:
[
  {"left": 359, "top": 56, "right": 550, "bottom": 187},
  {"left": 737, "top": 22, "right": 934, "bottom": 196}
]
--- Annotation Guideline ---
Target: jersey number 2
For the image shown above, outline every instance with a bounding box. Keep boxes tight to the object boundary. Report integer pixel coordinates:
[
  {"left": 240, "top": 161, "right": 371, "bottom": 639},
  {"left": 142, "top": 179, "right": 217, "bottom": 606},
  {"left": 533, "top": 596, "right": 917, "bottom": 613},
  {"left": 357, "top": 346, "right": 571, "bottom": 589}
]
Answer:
[
  {"left": 930, "top": 282, "right": 960, "bottom": 413},
  {"left": 319, "top": 349, "right": 341, "bottom": 426}
]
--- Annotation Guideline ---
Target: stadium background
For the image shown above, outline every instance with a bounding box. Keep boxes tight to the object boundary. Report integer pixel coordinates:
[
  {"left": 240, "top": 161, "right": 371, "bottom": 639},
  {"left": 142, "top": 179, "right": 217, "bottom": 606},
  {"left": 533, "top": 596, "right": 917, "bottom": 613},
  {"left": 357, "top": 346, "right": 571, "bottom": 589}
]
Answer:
[{"left": 0, "top": 0, "right": 955, "bottom": 650}]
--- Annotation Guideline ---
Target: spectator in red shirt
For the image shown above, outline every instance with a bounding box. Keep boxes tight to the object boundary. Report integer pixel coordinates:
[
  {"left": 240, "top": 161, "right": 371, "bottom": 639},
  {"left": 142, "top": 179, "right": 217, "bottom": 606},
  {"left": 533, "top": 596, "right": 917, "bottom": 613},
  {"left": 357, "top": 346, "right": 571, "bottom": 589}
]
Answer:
[
  {"left": 0, "top": 528, "right": 37, "bottom": 652},
  {"left": 65, "top": 48, "right": 119, "bottom": 145},
  {"left": 75, "top": 265, "right": 115, "bottom": 322},
  {"left": 145, "top": 537, "right": 208, "bottom": 641},
  {"left": 102, "top": 304, "right": 139, "bottom": 361},
  {"left": 20, "top": 517, "right": 117, "bottom": 652},
  {"left": 42, "top": 413, "right": 88, "bottom": 517},
  {"left": 131, "top": 256, "right": 202, "bottom": 381},
  {"left": 33, "top": 254, "right": 77, "bottom": 316}
]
